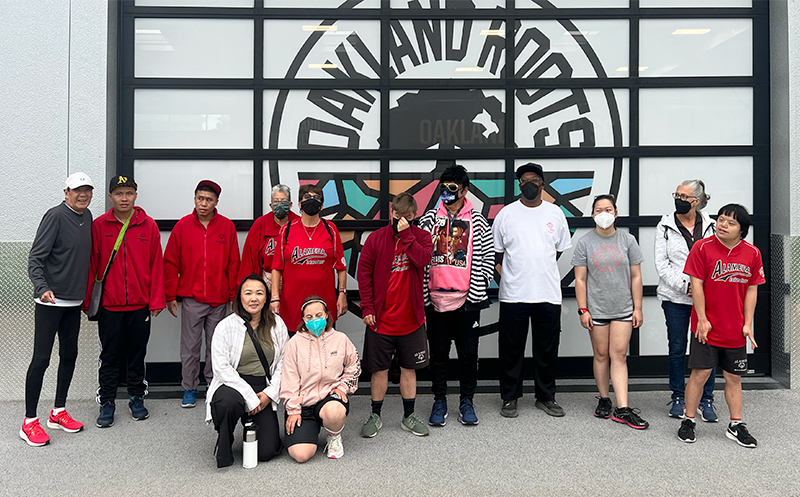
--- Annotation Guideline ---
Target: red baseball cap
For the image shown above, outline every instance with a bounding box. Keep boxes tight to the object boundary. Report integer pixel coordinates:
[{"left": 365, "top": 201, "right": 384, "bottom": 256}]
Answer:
[{"left": 195, "top": 180, "right": 221, "bottom": 197}]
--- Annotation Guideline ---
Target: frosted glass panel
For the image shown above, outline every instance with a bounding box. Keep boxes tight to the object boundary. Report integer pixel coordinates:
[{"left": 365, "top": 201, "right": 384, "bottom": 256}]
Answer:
[
  {"left": 264, "top": 20, "right": 380, "bottom": 79},
  {"left": 135, "top": 160, "right": 254, "bottom": 220},
  {"left": 517, "top": 0, "right": 629, "bottom": 7},
  {"left": 136, "top": 0, "right": 253, "bottom": 6},
  {"left": 639, "top": 227, "right": 659, "bottom": 287},
  {"left": 265, "top": 0, "right": 378, "bottom": 6},
  {"left": 641, "top": 0, "right": 751, "bottom": 7},
  {"left": 560, "top": 299, "right": 598, "bottom": 357},
  {"left": 639, "top": 297, "right": 669, "bottom": 356},
  {"left": 639, "top": 88, "right": 752, "bottom": 146},
  {"left": 638, "top": 157, "right": 753, "bottom": 216},
  {"left": 392, "top": 0, "right": 503, "bottom": 7},
  {"left": 135, "top": 90, "right": 253, "bottom": 149},
  {"left": 135, "top": 19, "right": 254, "bottom": 78},
  {"left": 640, "top": 19, "right": 752, "bottom": 77}
]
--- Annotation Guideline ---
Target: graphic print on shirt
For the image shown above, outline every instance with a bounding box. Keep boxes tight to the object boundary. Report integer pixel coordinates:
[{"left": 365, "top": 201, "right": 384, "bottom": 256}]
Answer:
[
  {"left": 291, "top": 246, "right": 328, "bottom": 265},
  {"left": 592, "top": 245, "right": 623, "bottom": 273},
  {"left": 711, "top": 260, "right": 752, "bottom": 284},
  {"left": 264, "top": 238, "right": 277, "bottom": 259},
  {"left": 391, "top": 251, "right": 410, "bottom": 274},
  {"left": 431, "top": 216, "right": 471, "bottom": 269}
]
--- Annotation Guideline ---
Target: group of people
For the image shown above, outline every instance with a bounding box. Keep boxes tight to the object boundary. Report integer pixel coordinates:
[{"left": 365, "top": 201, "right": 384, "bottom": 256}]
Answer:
[{"left": 21, "top": 162, "right": 764, "bottom": 463}]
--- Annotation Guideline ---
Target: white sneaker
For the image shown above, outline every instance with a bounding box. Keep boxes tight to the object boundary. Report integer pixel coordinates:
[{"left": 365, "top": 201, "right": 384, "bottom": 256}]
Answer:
[{"left": 325, "top": 433, "right": 344, "bottom": 459}]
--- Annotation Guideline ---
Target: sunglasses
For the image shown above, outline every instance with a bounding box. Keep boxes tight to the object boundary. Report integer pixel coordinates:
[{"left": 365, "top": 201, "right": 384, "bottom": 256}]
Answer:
[{"left": 440, "top": 183, "right": 462, "bottom": 193}]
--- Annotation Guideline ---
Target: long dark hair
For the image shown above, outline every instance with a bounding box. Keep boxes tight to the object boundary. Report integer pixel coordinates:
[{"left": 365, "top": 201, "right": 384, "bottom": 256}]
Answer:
[{"left": 232, "top": 273, "right": 276, "bottom": 347}]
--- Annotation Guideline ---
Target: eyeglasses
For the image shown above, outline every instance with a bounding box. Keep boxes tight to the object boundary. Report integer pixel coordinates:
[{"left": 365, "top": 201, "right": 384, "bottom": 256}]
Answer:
[
  {"left": 440, "top": 183, "right": 462, "bottom": 193},
  {"left": 519, "top": 177, "right": 543, "bottom": 186},
  {"left": 673, "top": 193, "right": 697, "bottom": 201},
  {"left": 302, "top": 193, "right": 321, "bottom": 201}
]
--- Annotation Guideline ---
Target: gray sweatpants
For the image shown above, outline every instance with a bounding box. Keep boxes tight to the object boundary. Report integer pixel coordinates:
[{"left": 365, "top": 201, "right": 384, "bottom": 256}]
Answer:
[{"left": 181, "top": 297, "right": 228, "bottom": 391}]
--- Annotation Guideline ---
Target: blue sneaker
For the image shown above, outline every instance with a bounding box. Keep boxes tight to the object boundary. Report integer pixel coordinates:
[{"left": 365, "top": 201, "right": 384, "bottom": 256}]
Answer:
[
  {"left": 428, "top": 399, "right": 447, "bottom": 426},
  {"left": 458, "top": 398, "right": 479, "bottom": 425},
  {"left": 181, "top": 389, "right": 198, "bottom": 408},
  {"left": 96, "top": 402, "right": 115, "bottom": 428},
  {"left": 667, "top": 398, "right": 685, "bottom": 419},
  {"left": 129, "top": 396, "right": 149, "bottom": 421},
  {"left": 697, "top": 399, "right": 718, "bottom": 423}
]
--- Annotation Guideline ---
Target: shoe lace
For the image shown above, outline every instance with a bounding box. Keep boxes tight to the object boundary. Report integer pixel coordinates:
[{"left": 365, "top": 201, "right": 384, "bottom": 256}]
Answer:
[
  {"left": 461, "top": 399, "right": 475, "bottom": 415},
  {"left": 432, "top": 401, "right": 447, "bottom": 416},
  {"left": 57, "top": 411, "right": 75, "bottom": 423},
  {"left": 700, "top": 400, "right": 716, "bottom": 411},
  {"left": 596, "top": 396, "right": 612, "bottom": 408},
  {"left": 27, "top": 420, "right": 44, "bottom": 436},
  {"left": 627, "top": 408, "right": 645, "bottom": 423},
  {"left": 667, "top": 399, "right": 685, "bottom": 407}
]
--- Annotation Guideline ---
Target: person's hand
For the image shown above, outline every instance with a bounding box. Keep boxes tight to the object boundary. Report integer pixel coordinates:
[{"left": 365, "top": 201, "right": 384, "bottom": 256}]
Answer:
[
  {"left": 40, "top": 291, "right": 55, "bottom": 304},
  {"left": 337, "top": 292, "right": 348, "bottom": 317},
  {"left": 151, "top": 309, "right": 162, "bottom": 318},
  {"left": 743, "top": 324, "right": 758, "bottom": 349},
  {"left": 249, "top": 392, "right": 270, "bottom": 415},
  {"left": 696, "top": 319, "right": 712, "bottom": 344},
  {"left": 396, "top": 217, "right": 410, "bottom": 232},
  {"left": 167, "top": 300, "right": 179, "bottom": 317},
  {"left": 330, "top": 387, "right": 348, "bottom": 403},
  {"left": 632, "top": 309, "right": 643, "bottom": 328},
  {"left": 270, "top": 300, "right": 280, "bottom": 314},
  {"left": 579, "top": 312, "right": 593, "bottom": 331},
  {"left": 285, "top": 414, "right": 302, "bottom": 435},
  {"left": 363, "top": 314, "right": 376, "bottom": 327}
]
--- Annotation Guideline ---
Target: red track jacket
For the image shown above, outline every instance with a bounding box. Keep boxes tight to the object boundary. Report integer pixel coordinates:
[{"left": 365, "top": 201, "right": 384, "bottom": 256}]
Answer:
[{"left": 238, "top": 211, "right": 300, "bottom": 284}]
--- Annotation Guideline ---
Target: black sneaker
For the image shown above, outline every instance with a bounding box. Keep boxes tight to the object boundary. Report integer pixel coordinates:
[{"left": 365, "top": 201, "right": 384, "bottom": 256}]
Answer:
[
  {"left": 594, "top": 397, "right": 612, "bottom": 419},
  {"left": 612, "top": 407, "right": 649, "bottom": 429},
  {"left": 678, "top": 418, "right": 696, "bottom": 443},
  {"left": 500, "top": 399, "right": 518, "bottom": 418},
  {"left": 726, "top": 422, "right": 757, "bottom": 448},
  {"left": 535, "top": 399, "right": 565, "bottom": 417}
]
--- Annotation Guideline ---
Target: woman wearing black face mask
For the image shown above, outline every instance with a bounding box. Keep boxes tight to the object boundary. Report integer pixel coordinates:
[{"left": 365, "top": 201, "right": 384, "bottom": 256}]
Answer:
[
  {"left": 270, "top": 184, "right": 348, "bottom": 336},
  {"left": 654, "top": 180, "right": 716, "bottom": 421}
]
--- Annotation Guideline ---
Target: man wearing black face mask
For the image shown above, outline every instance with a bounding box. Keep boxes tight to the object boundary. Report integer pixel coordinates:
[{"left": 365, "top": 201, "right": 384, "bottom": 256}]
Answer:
[{"left": 493, "top": 163, "right": 572, "bottom": 418}]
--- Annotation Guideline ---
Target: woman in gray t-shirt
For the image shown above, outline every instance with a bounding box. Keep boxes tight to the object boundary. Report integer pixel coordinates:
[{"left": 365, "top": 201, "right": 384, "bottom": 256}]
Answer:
[{"left": 571, "top": 195, "right": 647, "bottom": 429}]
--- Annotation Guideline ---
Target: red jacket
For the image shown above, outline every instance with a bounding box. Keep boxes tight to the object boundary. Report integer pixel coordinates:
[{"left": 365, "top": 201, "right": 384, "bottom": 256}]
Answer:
[
  {"left": 83, "top": 207, "right": 166, "bottom": 312},
  {"left": 357, "top": 224, "right": 432, "bottom": 330},
  {"left": 163, "top": 209, "right": 240, "bottom": 306},
  {"left": 238, "top": 211, "right": 299, "bottom": 283}
]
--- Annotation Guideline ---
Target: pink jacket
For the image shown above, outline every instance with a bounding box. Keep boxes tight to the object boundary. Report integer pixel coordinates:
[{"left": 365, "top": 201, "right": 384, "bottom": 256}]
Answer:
[{"left": 279, "top": 328, "right": 361, "bottom": 416}]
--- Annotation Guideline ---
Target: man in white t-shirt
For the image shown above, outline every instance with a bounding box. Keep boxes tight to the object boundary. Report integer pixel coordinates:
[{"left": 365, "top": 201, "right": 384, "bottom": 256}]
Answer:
[{"left": 493, "top": 163, "right": 572, "bottom": 418}]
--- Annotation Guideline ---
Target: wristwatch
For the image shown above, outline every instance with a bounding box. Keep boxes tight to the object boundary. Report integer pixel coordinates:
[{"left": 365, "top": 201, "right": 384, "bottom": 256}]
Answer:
[{"left": 577, "top": 308, "right": 589, "bottom": 316}]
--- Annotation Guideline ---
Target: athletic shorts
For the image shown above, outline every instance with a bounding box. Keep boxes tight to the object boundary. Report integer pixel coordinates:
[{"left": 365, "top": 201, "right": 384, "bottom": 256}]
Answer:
[
  {"left": 688, "top": 334, "right": 748, "bottom": 375},
  {"left": 283, "top": 395, "right": 349, "bottom": 447},
  {"left": 592, "top": 314, "right": 632, "bottom": 327},
  {"left": 362, "top": 323, "right": 429, "bottom": 373}
]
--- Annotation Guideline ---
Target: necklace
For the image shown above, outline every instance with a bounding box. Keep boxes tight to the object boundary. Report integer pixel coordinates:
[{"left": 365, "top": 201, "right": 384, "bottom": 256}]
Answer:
[{"left": 303, "top": 221, "right": 319, "bottom": 241}]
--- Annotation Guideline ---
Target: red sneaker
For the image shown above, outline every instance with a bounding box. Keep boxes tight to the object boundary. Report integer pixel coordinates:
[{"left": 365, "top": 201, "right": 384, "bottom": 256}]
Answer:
[
  {"left": 20, "top": 419, "right": 51, "bottom": 447},
  {"left": 47, "top": 410, "right": 84, "bottom": 433}
]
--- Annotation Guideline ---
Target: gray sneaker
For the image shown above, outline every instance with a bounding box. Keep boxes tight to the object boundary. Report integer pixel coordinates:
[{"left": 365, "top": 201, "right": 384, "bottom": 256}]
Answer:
[
  {"left": 401, "top": 413, "right": 429, "bottom": 436},
  {"left": 500, "top": 399, "right": 518, "bottom": 418},
  {"left": 361, "top": 413, "right": 382, "bottom": 438},
  {"left": 535, "top": 399, "right": 565, "bottom": 417}
]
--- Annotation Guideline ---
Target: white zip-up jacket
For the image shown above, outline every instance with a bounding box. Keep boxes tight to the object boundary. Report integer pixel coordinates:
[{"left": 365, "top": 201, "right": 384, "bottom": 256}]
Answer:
[
  {"left": 654, "top": 211, "right": 715, "bottom": 305},
  {"left": 205, "top": 312, "right": 289, "bottom": 422}
]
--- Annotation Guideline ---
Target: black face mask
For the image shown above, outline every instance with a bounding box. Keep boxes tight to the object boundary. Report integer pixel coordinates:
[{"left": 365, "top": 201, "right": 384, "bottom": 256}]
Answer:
[
  {"left": 675, "top": 198, "right": 692, "bottom": 215},
  {"left": 391, "top": 218, "right": 400, "bottom": 233},
  {"left": 521, "top": 182, "right": 540, "bottom": 201},
  {"left": 301, "top": 198, "right": 322, "bottom": 216}
]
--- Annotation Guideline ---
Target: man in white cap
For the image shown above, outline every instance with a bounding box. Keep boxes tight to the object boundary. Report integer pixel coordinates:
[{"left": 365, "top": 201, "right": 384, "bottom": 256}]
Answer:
[{"left": 21, "top": 172, "right": 94, "bottom": 447}]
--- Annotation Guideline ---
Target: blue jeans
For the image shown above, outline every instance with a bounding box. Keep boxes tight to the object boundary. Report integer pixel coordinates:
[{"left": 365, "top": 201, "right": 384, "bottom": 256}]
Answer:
[{"left": 662, "top": 301, "right": 715, "bottom": 401}]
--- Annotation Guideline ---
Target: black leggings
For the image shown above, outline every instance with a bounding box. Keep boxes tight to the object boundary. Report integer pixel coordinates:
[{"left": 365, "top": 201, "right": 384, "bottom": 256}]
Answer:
[
  {"left": 211, "top": 375, "right": 282, "bottom": 467},
  {"left": 24, "top": 305, "right": 81, "bottom": 418}
]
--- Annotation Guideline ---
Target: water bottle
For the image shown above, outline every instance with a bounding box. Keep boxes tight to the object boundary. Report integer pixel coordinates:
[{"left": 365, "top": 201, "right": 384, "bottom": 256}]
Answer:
[{"left": 242, "top": 419, "right": 259, "bottom": 469}]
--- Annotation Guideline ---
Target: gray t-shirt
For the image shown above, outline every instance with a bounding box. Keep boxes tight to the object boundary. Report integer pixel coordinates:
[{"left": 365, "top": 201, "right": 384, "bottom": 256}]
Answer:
[{"left": 570, "top": 230, "right": 644, "bottom": 319}]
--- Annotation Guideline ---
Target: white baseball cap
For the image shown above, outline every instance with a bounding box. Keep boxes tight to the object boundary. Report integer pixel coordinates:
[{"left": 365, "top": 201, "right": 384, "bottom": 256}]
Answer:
[{"left": 65, "top": 172, "right": 94, "bottom": 190}]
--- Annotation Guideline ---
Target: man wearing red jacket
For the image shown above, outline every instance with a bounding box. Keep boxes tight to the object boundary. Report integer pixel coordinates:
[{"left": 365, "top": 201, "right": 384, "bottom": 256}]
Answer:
[
  {"left": 84, "top": 175, "right": 166, "bottom": 429},
  {"left": 357, "top": 192, "right": 433, "bottom": 438},
  {"left": 238, "top": 184, "right": 299, "bottom": 289},
  {"left": 164, "top": 180, "right": 240, "bottom": 409}
]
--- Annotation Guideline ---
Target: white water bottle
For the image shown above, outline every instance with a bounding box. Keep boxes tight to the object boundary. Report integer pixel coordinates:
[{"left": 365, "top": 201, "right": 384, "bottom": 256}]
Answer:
[{"left": 242, "top": 420, "right": 258, "bottom": 469}]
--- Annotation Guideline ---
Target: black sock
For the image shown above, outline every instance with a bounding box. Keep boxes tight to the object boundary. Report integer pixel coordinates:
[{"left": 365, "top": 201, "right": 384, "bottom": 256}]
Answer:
[
  {"left": 371, "top": 400, "right": 383, "bottom": 416},
  {"left": 402, "top": 398, "right": 415, "bottom": 418}
]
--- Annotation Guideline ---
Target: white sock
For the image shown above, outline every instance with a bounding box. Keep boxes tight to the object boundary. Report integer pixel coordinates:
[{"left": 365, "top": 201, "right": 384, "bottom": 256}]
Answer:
[
  {"left": 24, "top": 417, "right": 38, "bottom": 425},
  {"left": 685, "top": 416, "right": 696, "bottom": 425},
  {"left": 325, "top": 426, "right": 343, "bottom": 437},
  {"left": 730, "top": 419, "right": 743, "bottom": 426},
  {"left": 52, "top": 407, "right": 65, "bottom": 415}
]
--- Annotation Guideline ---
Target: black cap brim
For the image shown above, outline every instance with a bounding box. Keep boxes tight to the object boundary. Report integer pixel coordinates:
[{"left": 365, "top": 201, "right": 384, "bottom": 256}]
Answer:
[{"left": 516, "top": 163, "right": 545, "bottom": 182}]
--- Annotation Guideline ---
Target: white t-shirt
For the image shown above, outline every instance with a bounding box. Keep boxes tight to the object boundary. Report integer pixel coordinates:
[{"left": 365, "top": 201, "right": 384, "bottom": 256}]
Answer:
[{"left": 493, "top": 199, "right": 572, "bottom": 305}]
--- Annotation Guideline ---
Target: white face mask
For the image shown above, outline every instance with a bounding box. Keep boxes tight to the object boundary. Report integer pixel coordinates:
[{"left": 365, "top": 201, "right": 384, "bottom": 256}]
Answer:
[{"left": 594, "top": 212, "right": 615, "bottom": 230}]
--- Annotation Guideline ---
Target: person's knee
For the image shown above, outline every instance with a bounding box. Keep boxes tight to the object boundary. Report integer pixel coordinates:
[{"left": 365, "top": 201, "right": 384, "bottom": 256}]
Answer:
[
  {"left": 690, "top": 368, "right": 713, "bottom": 382},
  {"left": 288, "top": 445, "right": 315, "bottom": 463},
  {"left": 723, "top": 371, "right": 742, "bottom": 385},
  {"left": 400, "top": 367, "right": 416, "bottom": 378},
  {"left": 320, "top": 402, "right": 347, "bottom": 424}
]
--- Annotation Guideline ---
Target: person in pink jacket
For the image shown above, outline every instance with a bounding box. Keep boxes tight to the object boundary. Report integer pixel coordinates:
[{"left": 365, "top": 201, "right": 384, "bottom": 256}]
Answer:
[{"left": 280, "top": 296, "right": 361, "bottom": 462}]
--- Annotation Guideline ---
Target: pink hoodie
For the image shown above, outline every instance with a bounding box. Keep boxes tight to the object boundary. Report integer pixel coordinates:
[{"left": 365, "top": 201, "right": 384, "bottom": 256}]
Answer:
[{"left": 279, "top": 328, "right": 361, "bottom": 416}]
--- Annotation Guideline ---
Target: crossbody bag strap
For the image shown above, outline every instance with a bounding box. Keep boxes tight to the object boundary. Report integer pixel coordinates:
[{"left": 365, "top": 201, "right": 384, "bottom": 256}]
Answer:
[
  {"left": 97, "top": 211, "right": 133, "bottom": 283},
  {"left": 244, "top": 321, "right": 272, "bottom": 382}
]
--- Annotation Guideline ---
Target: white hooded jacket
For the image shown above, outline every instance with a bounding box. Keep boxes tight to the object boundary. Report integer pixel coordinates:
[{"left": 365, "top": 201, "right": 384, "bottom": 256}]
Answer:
[{"left": 654, "top": 211, "right": 715, "bottom": 305}]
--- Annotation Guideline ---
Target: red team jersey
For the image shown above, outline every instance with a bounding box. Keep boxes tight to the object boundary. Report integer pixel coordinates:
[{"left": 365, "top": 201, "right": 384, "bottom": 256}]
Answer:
[
  {"left": 377, "top": 238, "right": 422, "bottom": 336},
  {"left": 683, "top": 236, "right": 765, "bottom": 349},
  {"left": 272, "top": 219, "right": 346, "bottom": 331}
]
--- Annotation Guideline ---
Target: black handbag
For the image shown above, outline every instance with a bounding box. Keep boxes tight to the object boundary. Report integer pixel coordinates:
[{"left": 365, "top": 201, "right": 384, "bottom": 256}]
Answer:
[{"left": 87, "top": 213, "right": 132, "bottom": 321}]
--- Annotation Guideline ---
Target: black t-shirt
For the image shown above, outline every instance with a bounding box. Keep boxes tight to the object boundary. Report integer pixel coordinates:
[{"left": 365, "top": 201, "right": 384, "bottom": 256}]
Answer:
[{"left": 674, "top": 212, "right": 703, "bottom": 251}]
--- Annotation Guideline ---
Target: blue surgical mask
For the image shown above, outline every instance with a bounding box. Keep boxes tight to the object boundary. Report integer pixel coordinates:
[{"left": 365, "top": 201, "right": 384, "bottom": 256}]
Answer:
[{"left": 306, "top": 317, "right": 327, "bottom": 337}]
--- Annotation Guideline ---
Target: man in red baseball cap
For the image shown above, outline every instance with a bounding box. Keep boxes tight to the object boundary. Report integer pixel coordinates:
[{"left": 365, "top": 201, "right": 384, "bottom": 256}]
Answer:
[{"left": 163, "top": 180, "right": 240, "bottom": 409}]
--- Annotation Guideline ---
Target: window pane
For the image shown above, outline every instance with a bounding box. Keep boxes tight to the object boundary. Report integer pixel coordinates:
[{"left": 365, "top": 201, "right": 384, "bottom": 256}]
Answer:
[
  {"left": 135, "top": 160, "right": 254, "bottom": 220},
  {"left": 638, "top": 227, "right": 659, "bottom": 287},
  {"left": 264, "top": 90, "right": 380, "bottom": 150},
  {"left": 516, "top": 89, "right": 629, "bottom": 148},
  {"left": 135, "top": 19, "right": 254, "bottom": 79},
  {"left": 517, "top": 0, "right": 629, "bottom": 8},
  {"left": 134, "top": 90, "right": 253, "bottom": 149},
  {"left": 639, "top": 88, "right": 752, "bottom": 146},
  {"left": 135, "top": 0, "right": 253, "bottom": 6},
  {"left": 638, "top": 157, "right": 753, "bottom": 216},
  {"left": 264, "top": 20, "right": 380, "bottom": 79},
  {"left": 515, "top": 20, "right": 629, "bottom": 79},
  {"left": 639, "top": 296, "right": 670, "bottom": 356},
  {"left": 389, "top": 20, "right": 506, "bottom": 79},
  {"left": 641, "top": 0, "right": 751, "bottom": 7},
  {"left": 265, "top": 0, "right": 379, "bottom": 7},
  {"left": 392, "top": 0, "right": 504, "bottom": 8},
  {"left": 640, "top": 19, "right": 752, "bottom": 77}
]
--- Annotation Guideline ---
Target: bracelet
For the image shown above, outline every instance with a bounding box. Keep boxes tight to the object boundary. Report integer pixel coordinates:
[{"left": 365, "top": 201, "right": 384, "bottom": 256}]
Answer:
[
  {"left": 270, "top": 297, "right": 280, "bottom": 303},
  {"left": 339, "top": 289, "right": 347, "bottom": 294}
]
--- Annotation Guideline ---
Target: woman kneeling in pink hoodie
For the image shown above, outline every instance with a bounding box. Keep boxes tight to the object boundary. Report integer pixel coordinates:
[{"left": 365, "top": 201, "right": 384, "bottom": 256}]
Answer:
[{"left": 280, "top": 295, "right": 361, "bottom": 462}]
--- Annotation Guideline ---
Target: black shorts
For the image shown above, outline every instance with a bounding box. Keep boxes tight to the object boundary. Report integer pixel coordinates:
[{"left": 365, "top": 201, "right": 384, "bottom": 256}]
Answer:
[
  {"left": 688, "top": 334, "right": 748, "bottom": 375},
  {"left": 362, "top": 323, "right": 430, "bottom": 373},
  {"left": 592, "top": 314, "right": 632, "bottom": 327},
  {"left": 284, "top": 395, "right": 349, "bottom": 447}
]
